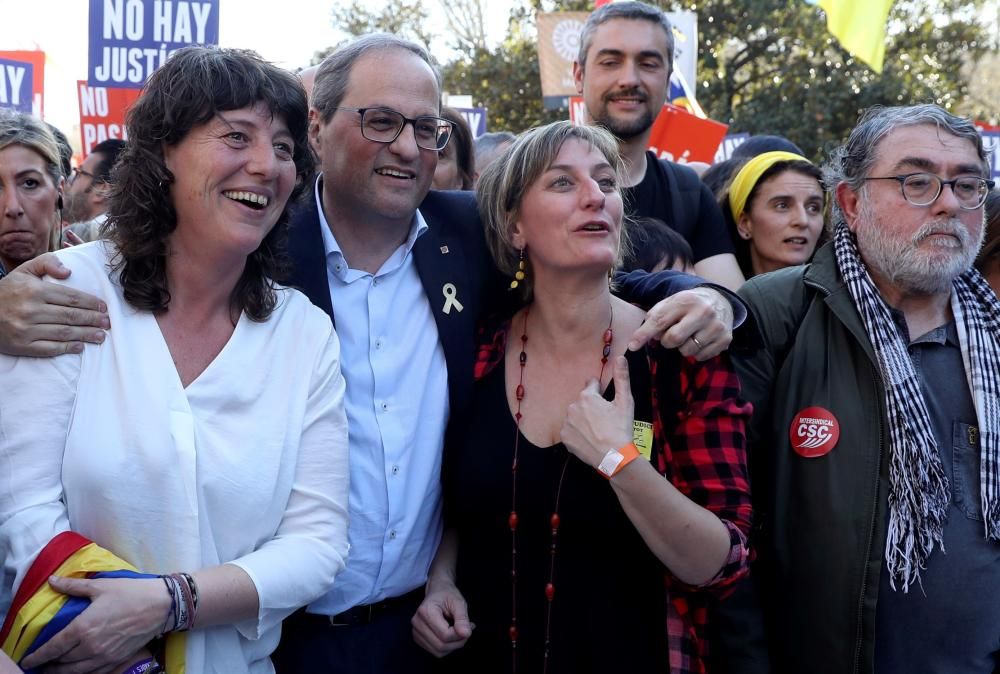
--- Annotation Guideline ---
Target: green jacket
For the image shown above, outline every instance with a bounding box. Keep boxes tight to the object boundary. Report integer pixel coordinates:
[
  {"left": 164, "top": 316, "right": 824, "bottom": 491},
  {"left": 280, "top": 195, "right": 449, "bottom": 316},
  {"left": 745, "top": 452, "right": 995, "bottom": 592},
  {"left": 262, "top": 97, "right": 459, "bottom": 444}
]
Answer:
[{"left": 729, "top": 243, "right": 890, "bottom": 674}]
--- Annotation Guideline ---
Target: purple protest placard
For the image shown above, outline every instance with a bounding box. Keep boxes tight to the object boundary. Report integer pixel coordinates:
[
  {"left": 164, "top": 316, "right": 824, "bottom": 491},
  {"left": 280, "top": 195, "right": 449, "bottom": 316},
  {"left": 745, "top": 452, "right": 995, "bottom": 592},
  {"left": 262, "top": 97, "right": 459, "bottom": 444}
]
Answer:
[
  {"left": 0, "top": 58, "right": 34, "bottom": 113},
  {"left": 454, "top": 107, "right": 488, "bottom": 138},
  {"left": 982, "top": 131, "right": 999, "bottom": 181},
  {"left": 88, "top": 0, "right": 220, "bottom": 88}
]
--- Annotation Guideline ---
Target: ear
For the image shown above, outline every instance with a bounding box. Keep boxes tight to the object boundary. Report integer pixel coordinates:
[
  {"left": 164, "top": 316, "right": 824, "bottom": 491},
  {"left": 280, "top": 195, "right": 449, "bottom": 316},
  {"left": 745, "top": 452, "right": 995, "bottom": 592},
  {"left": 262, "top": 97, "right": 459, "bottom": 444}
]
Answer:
[
  {"left": 92, "top": 182, "right": 112, "bottom": 205},
  {"left": 308, "top": 108, "right": 324, "bottom": 158},
  {"left": 510, "top": 218, "right": 527, "bottom": 251},
  {"left": 737, "top": 212, "right": 753, "bottom": 240},
  {"left": 835, "top": 181, "right": 862, "bottom": 233},
  {"left": 573, "top": 61, "right": 585, "bottom": 95},
  {"left": 162, "top": 142, "right": 178, "bottom": 174},
  {"left": 56, "top": 177, "right": 65, "bottom": 211}
]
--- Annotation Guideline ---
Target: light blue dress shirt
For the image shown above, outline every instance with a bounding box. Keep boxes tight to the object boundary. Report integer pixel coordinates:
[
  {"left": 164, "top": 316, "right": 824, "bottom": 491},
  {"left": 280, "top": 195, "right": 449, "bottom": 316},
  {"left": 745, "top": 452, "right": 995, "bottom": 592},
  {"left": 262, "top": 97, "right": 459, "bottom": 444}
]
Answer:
[{"left": 306, "top": 179, "right": 450, "bottom": 616}]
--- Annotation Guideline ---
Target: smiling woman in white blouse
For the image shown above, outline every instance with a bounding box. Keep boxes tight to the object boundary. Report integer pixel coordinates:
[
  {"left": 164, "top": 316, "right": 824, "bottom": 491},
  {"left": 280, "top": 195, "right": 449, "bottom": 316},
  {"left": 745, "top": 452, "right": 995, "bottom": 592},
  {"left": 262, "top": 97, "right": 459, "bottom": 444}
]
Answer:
[{"left": 0, "top": 47, "right": 349, "bottom": 674}]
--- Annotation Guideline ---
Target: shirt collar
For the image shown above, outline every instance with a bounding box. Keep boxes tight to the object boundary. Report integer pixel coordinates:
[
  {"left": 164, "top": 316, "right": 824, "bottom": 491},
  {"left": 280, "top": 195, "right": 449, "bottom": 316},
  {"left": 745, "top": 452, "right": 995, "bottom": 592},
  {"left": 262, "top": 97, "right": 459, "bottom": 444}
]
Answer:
[
  {"left": 887, "top": 305, "right": 959, "bottom": 347},
  {"left": 313, "top": 175, "right": 428, "bottom": 279}
]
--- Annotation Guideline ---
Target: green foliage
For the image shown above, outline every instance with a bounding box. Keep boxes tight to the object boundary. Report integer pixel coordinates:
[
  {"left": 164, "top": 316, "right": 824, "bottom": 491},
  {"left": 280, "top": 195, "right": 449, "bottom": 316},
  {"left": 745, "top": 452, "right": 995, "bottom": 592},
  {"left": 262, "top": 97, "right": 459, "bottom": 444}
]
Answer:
[
  {"left": 311, "top": 0, "right": 435, "bottom": 64},
  {"left": 324, "top": 0, "right": 991, "bottom": 156},
  {"left": 442, "top": 37, "right": 565, "bottom": 131},
  {"left": 693, "top": 0, "right": 989, "bottom": 159}
]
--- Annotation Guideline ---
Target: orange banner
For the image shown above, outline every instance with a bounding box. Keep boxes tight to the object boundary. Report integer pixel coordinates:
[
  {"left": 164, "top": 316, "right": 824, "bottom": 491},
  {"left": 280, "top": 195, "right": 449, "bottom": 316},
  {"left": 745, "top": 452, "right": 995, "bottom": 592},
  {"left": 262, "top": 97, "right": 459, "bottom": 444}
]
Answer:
[{"left": 76, "top": 80, "right": 141, "bottom": 157}]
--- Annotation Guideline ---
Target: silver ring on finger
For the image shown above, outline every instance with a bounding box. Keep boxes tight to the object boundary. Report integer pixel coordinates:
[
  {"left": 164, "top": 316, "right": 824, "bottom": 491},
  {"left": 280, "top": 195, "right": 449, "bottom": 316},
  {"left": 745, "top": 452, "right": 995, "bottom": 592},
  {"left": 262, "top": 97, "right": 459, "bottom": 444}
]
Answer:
[{"left": 690, "top": 335, "right": 704, "bottom": 349}]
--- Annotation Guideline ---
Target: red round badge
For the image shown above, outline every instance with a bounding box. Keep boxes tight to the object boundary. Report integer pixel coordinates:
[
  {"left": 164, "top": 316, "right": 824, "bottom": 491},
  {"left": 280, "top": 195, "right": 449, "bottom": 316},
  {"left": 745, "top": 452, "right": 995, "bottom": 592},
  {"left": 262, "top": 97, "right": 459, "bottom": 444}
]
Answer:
[{"left": 789, "top": 406, "right": 840, "bottom": 458}]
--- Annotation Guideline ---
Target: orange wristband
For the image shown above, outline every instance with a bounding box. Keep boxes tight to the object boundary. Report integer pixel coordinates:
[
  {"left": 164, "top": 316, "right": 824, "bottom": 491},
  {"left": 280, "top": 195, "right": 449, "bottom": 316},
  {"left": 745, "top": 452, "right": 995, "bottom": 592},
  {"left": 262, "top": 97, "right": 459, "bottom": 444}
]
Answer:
[{"left": 596, "top": 442, "right": 641, "bottom": 479}]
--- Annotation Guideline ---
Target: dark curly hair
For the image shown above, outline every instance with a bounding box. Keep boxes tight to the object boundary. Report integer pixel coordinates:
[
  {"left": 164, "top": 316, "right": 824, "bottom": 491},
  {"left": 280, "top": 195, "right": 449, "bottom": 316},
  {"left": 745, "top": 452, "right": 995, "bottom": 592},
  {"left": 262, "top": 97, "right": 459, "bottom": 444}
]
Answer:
[{"left": 107, "top": 46, "right": 313, "bottom": 321}]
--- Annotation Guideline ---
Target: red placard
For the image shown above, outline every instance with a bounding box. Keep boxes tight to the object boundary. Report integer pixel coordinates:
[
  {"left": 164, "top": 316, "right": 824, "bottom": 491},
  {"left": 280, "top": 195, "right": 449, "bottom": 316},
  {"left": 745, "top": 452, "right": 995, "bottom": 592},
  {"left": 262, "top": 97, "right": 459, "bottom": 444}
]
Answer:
[
  {"left": 76, "top": 80, "right": 142, "bottom": 157},
  {"left": 568, "top": 98, "right": 728, "bottom": 165},
  {"left": 647, "top": 103, "right": 728, "bottom": 164},
  {"left": 0, "top": 50, "right": 44, "bottom": 117}
]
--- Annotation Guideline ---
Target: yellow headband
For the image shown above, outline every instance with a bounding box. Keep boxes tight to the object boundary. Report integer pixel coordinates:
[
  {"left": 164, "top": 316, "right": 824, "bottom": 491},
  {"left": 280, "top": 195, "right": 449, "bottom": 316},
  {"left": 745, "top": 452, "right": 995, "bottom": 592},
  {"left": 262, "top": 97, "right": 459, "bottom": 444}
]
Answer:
[{"left": 727, "top": 151, "right": 811, "bottom": 222}]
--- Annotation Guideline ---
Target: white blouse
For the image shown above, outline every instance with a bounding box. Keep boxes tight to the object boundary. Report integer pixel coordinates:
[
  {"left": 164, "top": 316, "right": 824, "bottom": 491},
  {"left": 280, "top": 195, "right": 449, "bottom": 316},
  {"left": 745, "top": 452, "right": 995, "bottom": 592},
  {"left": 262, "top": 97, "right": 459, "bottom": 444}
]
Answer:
[{"left": 0, "top": 242, "right": 350, "bottom": 673}]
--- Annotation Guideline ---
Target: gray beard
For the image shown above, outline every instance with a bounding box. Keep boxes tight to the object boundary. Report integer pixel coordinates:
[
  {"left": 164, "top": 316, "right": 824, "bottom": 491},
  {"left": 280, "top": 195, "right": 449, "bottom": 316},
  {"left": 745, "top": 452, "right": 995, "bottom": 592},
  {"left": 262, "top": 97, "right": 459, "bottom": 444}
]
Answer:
[{"left": 854, "top": 200, "right": 984, "bottom": 295}]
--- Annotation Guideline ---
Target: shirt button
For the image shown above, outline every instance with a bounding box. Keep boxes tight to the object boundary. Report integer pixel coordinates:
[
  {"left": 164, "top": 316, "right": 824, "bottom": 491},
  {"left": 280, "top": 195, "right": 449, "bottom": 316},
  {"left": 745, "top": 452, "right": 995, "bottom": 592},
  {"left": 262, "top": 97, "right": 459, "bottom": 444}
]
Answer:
[
  {"left": 380, "top": 401, "right": 389, "bottom": 412},
  {"left": 389, "top": 529, "right": 397, "bottom": 540},
  {"left": 375, "top": 339, "right": 383, "bottom": 350},
  {"left": 373, "top": 278, "right": 380, "bottom": 286},
  {"left": 334, "top": 263, "right": 343, "bottom": 272},
  {"left": 391, "top": 465, "right": 400, "bottom": 475}
]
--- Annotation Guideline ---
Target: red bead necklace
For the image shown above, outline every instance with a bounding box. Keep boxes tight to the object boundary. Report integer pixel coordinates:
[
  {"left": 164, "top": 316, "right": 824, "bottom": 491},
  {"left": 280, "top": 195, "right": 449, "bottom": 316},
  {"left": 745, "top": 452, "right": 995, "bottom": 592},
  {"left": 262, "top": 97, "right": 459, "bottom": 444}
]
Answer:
[{"left": 508, "top": 305, "right": 614, "bottom": 674}]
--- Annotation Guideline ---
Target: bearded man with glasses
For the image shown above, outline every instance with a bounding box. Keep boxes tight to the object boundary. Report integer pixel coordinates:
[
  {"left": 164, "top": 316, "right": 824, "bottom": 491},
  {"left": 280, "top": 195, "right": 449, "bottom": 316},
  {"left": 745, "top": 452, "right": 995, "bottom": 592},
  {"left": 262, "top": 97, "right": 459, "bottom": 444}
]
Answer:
[
  {"left": 717, "top": 104, "right": 1000, "bottom": 674},
  {"left": 63, "top": 138, "right": 126, "bottom": 243}
]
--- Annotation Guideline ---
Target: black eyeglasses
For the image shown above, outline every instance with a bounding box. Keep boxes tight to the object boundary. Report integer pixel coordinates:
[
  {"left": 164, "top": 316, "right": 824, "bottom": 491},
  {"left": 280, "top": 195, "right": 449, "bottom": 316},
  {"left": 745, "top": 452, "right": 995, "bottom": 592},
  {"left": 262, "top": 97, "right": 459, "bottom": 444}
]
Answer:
[
  {"left": 334, "top": 107, "right": 454, "bottom": 151},
  {"left": 863, "top": 172, "right": 994, "bottom": 210}
]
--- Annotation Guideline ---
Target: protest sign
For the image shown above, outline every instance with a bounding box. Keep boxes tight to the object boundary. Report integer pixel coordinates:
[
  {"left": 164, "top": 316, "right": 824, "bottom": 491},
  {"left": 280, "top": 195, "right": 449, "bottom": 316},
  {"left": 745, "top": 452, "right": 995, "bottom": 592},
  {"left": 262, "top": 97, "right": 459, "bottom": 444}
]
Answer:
[
  {"left": 568, "top": 96, "right": 587, "bottom": 125},
  {"left": 0, "top": 59, "right": 33, "bottom": 114},
  {"left": 982, "top": 131, "right": 999, "bottom": 181},
  {"left": 975, "top": 122, "right": 999, "bottom": 180},
  {"left": 0, "top": 51, "right": 44, "bottom": 116},
  {"left": 77, "top": 80, "right": 142, "bottom": 156},
  {"left": 714, "top": 133, "right": 750, "bottom": 162},
  {"left": 454, "top": 107, "right": 488, "bottom": 137},
  {"left": 647, "top": 104, "right": 727, "bottom": 164},
  {"left": 88, "top": 0, "right": 220, "bottom": 88},
  {"left": 537, "top": 11, "right": 588, "bottom": 108}
]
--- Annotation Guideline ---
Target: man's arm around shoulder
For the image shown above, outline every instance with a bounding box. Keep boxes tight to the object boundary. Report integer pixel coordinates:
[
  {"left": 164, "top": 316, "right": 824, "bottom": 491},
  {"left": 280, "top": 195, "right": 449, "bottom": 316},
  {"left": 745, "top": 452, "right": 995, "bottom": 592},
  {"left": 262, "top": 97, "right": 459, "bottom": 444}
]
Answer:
[{"left": 0, "top": 253, "right": 109, "bottom": 357}]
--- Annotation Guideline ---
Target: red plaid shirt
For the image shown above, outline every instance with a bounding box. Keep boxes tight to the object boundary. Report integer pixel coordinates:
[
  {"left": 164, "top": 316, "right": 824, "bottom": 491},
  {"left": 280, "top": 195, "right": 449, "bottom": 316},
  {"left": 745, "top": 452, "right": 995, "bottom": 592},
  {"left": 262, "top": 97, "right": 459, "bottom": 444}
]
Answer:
[{"left": 474, "top": 319, "right": 753, "bottom": 674}]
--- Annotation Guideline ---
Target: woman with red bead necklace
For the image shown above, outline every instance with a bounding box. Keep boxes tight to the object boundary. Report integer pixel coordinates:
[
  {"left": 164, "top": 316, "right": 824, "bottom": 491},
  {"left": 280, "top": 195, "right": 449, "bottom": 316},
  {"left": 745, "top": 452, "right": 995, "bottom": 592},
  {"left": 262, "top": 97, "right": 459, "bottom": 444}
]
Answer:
[{"left": 412, "top": 121, "right": 753, "bottom": 674}]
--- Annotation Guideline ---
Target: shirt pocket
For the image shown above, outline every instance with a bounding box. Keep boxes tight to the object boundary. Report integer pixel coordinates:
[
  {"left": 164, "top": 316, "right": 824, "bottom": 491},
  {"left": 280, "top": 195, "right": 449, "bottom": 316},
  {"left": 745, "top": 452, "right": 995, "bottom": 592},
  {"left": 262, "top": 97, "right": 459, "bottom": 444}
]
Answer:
[{"left": 952, "top": 421, "right": 982, "bottom": 522}]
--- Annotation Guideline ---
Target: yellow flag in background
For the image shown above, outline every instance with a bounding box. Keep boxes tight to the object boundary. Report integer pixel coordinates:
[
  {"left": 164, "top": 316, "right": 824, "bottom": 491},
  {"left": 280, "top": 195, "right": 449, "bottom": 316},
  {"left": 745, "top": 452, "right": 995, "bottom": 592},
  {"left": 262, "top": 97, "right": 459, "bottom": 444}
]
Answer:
[{"left": 818, "top": 0, "right": 894, "bottom": 73}]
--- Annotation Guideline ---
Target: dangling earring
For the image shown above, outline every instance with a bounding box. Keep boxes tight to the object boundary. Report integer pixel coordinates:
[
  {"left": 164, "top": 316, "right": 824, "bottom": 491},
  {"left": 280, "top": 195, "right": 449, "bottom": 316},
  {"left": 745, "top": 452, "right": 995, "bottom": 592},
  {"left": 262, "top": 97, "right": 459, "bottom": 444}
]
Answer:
[
  {"left": 510, "top": 247, "right": 527, "bottom": 290},
  {"left": 608, "top": 265, "right": 614, "bottom": 289}
]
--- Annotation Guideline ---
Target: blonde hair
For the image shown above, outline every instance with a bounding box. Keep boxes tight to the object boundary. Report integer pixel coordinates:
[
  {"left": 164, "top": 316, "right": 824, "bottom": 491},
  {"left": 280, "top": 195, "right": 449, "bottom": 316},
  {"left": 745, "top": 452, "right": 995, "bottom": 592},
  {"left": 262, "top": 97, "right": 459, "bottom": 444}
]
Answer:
[
  {"left": 476, "top": 121, "right": 631, "bottom": 301},
  {"left": 0, "top": 110, "right": 63, "bottom": 254}
]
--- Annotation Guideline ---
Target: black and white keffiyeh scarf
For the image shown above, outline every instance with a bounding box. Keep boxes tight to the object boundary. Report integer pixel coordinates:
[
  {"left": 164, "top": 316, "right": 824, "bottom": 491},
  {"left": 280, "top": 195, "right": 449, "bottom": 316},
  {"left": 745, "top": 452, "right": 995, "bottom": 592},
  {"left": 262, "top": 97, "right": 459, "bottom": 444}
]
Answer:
[{"left": 834, "top": 221, "right": 1000, "bottom": 592}]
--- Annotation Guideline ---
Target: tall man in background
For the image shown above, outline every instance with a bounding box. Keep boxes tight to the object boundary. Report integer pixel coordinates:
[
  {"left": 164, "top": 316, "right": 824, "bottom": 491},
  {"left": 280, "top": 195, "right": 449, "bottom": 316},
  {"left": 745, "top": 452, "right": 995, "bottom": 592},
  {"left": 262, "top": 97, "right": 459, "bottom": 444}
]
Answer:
[{"left": 574, "top": 1, "right": 745, "bottom": 290}]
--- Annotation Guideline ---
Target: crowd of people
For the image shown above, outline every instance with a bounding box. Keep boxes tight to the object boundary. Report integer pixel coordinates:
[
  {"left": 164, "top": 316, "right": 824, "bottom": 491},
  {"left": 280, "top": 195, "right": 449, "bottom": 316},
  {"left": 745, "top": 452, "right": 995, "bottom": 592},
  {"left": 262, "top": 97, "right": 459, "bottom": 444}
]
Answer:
[{"left": 0, "top": 1, "right": 996, "bottom": 673}]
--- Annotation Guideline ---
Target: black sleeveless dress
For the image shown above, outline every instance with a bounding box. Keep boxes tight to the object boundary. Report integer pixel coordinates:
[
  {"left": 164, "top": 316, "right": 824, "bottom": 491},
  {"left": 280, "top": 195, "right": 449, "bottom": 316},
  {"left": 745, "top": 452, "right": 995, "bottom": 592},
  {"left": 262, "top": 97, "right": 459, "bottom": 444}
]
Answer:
[{"left": 442, "top": 347, "right": 671, "bottom": 673}]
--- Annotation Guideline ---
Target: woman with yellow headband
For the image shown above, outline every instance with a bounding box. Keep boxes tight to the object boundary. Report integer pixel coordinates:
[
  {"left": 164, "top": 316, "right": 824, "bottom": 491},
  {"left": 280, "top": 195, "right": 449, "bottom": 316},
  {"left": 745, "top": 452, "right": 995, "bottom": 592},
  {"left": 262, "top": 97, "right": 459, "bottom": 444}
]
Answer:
[{"left": 720, "top": 151, "right": 826, "bottom": 278}]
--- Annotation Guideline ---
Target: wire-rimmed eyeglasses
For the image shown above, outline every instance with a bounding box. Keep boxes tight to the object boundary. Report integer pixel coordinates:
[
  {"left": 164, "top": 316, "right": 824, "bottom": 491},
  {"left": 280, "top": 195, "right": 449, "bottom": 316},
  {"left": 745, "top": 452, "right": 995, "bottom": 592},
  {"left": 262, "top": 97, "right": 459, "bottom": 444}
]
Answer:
[
  {"left": 335, "top": 106, "right": 454, "bottom": 152},
  {"left": 69, "top": 166, "right": 98, "bottom": 186},
  {"left": 863, "top": 172, "right": 995, "bottom": 210}
]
